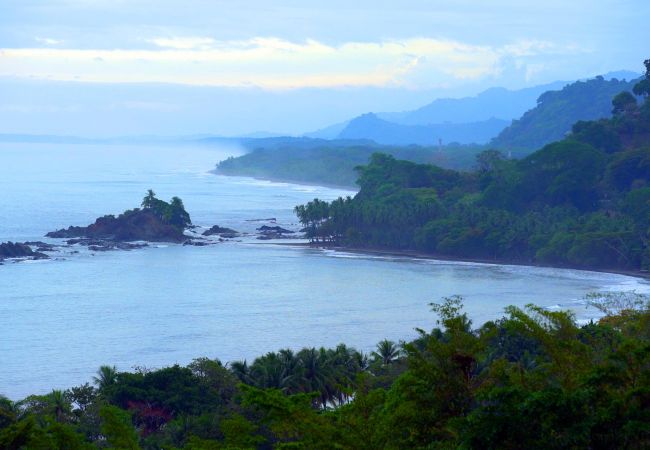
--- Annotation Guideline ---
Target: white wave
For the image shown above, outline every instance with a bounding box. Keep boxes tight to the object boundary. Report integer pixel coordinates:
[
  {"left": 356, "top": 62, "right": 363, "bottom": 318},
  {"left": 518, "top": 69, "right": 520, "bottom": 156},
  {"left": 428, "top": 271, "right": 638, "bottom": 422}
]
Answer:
[{"left": 601, "top": 278, "right": 650, "bottom": 294}]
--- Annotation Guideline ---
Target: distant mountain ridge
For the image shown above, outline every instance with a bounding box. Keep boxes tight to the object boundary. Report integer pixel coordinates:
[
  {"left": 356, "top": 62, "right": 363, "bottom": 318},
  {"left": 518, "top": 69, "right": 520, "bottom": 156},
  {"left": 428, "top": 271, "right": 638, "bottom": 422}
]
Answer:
[
  {"left": 306, "top": 70, "right": 641, "bottom": 146},
  {"left": 378, "top": 82, "right": 566, "bottom": 126},
  {"left": 337, "top": 113, "right": 508, "bottom": 145}
]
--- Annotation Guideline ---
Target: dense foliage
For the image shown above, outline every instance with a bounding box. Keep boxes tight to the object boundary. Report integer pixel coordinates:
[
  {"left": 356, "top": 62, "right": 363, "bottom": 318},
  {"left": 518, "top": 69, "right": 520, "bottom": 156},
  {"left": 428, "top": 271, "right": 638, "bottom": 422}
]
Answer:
[
  {"left": 491, "top": 75, "right": 639, "bottom": 150},
  {"left": 295, "top": 67, "right": 650, "bottom": 272},
  {"left": 141, "top": 190, "right": 191, "bottom": 229},
  {"left": 216, "top": 143, "right": 488, "bottom": 188},
  {"left": 1, "top": 294, "right": 648, "bottom": 449}
]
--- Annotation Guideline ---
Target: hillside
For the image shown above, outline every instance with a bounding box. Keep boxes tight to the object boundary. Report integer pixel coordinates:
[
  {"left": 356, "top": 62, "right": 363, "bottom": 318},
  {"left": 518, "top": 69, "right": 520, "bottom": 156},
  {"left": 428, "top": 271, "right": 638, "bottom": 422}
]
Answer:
[
  {"left": 336, "top": 113, "right": 508, "bottom": 145},
  {"left": 492, "top": 76, "right": 639, "bottom": 150},
  {"left": 215, "top": 141, "right": 489, "bottom": 188},
  {"left": 296, "top": 65, "right": 650, "bottom": 272}
]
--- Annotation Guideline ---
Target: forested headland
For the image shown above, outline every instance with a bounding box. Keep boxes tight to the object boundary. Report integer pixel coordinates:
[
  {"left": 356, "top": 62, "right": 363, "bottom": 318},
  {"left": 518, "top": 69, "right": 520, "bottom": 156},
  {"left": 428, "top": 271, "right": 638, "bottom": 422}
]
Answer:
[
  {"left": 294, "top": 61, "right": 650, "bottom": 273},
  {"left": 1, "top": 293, "right": 648, "bottom": 449},
  {"left": 215, "top": 142, "right": 487, "bottom": 188}
]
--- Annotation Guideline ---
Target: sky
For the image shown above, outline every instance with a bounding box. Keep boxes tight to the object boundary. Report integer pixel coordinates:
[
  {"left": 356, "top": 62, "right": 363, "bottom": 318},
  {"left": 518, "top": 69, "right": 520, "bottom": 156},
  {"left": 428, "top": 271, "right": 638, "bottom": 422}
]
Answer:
[{"left": 0, "top": 0, "right": 648, "bottom": 136}]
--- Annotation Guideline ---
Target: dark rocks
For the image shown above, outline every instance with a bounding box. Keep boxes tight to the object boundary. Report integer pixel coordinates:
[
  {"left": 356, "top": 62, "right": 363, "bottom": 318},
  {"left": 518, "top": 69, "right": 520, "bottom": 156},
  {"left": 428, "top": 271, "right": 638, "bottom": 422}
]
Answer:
[
  {"left": 246, "top": 218, "right": 277, "bottom": 223},
  {"left": 47, "top": 209, "right": 186, "bottom": 243},
  {"left": 202, "top": 225, "right": 240, "bottom": 237},
  {"left": 182, "top": 240, "right": 213, "bottom": 247},
  {"left": 24, "top": 241, "right": 58, "bottom": 252},
  {"left": 256, "top": 225, "right": 296, "bottom": 240},
  {"left": 257, "top": 225, "right": 294, "bottom": 234},
  {"left": 88, "top": 245, "right": 112, "bottom": 252},
  {"left": 83, "top": 241, "right": 148, "bottom": 252},
  {"left": 46, "top": 226, "right": 87, "bottom": 239},
  {"left": 0, "top": 242, "right": 49, "bottom": 260}
]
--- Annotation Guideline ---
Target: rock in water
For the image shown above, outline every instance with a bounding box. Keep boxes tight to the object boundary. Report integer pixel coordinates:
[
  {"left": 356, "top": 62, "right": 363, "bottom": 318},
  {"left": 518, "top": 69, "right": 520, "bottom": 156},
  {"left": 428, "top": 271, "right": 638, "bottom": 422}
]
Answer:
[
  {"left": 256, "top": 225, "right": 294, "bottom": 234},
  {"left": 202, "top": 225, "right": 240, "bottom": 237},
  {"left": 46, "top": 209, "right": 186, "bottom": 243},
  {"left": 0, "top": 242, "right": 49, "bottom": 260}
]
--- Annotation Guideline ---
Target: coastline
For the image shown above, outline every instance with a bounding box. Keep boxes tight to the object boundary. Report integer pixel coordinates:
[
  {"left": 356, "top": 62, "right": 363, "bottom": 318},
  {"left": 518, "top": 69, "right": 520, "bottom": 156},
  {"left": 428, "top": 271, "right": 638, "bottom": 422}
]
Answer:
[
  {"left": 211, "top": 168, "right": 359, "bottom": 191},
  {"left": 272, "top": 241, "right": 650, "bottom": 281}
]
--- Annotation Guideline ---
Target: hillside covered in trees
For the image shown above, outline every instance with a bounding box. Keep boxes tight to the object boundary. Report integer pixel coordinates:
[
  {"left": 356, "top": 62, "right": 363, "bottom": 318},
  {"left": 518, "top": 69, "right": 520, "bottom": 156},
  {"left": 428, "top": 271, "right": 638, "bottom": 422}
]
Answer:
[
  {"left": 216, "top": 142, "right": 487, "bottom": 188},
  {"left": 295, "top": 62, "right": 650, "bottom": 273},
  {"left": 1, "top": 293, "right": 648, "bottom": 449},
  {"left": 491, "top": 76, "right": 639, "bottom": 151}
]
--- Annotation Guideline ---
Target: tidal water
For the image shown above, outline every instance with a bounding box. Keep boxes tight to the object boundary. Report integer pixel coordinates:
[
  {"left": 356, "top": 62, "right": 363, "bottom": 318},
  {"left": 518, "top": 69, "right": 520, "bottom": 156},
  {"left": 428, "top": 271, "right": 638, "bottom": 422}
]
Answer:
[{"left": 1, "top": 142, "right": 648, "bottom": 400}]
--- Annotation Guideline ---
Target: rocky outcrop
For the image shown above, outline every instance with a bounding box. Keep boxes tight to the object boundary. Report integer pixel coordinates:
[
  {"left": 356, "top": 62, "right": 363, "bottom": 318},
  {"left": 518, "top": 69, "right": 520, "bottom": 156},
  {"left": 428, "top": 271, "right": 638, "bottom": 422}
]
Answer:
[
  {"left": 257, "top": 225, "right": 294, "bottom": 234},
  {"left": 183, "top": 240, "right": 214, "bottom": 247},
  {"left": 0, "top": 242, "right": 49, "bottom": 260},
  {"left": 202, "top": 225, "right": 240, "bottom": 238},
  {"left": 46, "top": 209, "right": 186, "bottom": 243},
  {"left": 256, "top": 225, "right": 296, "bottom": 240}
]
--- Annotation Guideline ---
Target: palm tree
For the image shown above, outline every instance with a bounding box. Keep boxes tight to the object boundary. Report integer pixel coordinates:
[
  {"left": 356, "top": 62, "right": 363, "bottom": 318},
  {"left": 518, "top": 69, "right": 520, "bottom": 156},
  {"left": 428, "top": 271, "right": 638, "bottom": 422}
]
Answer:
[
  {"left": 229, "top": 360, "right": 252, "bottom": 384},
  {"left": 0, "top": 395, "right": 17, "bottom": 428},
  {"left": 372, "top": 339, "right": 400, "bottom": 365},
  {"left": 47, "top": 389, "right": 72, "bottom": 422},
  {"left": 296, "top": 348, "right": 335, "bottom": 409},
  {"left": 250, "top": 352, "right": 295, "bottom": 391},
  {"left": 93, "top": 365, "right": 118, "bottom": 391},
  {"left": 141, "top": 189, "right": 156, "bottom": 209}
]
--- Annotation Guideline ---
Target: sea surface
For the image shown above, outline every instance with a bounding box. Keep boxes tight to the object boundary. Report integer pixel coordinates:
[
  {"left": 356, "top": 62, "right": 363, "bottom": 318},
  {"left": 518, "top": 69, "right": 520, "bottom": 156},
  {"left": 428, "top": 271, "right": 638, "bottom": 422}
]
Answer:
[{"left": 1, "top": 142, "right": 648, "bottom": 400}]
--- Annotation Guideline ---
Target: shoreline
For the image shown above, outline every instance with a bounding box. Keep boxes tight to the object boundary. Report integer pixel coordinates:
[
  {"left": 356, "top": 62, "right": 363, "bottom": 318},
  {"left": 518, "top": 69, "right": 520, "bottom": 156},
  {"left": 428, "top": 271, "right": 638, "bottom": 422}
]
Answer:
[
  {"left": 211, "top": 169, "right": 359, "bottom": 191},
  {"left": 272, "top": 241, "right": 650, "bottom": 281}
]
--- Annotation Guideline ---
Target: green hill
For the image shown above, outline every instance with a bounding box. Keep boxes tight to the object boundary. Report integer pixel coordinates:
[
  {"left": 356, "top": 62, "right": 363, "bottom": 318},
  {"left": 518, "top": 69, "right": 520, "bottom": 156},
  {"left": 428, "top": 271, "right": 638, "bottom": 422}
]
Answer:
[{"left": 491, "top": 76, "right": 639, "bottom": 151}]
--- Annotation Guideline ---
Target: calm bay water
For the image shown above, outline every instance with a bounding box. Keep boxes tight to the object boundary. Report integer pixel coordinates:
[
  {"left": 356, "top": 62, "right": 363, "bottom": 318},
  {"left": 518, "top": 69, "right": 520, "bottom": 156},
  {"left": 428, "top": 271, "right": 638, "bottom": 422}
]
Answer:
[{"left": 1, "top": 142, "right": 648, "bottom": 400}]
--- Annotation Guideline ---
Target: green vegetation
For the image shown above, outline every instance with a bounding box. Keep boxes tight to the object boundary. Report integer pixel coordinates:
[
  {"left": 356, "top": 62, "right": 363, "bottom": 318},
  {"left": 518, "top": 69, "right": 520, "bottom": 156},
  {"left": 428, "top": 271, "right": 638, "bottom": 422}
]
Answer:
[
  {"left": 295, "top": 65, "right": 650, "bottom": 272},
  {"left": 492, "top": 75, "right": 639, "bottom": 151},
  {"left": 1, "top": 294, "right": 648, "bottom": 448},
  {"left": 141, "top": 190, "right": 191, "bottom": 229},
  {"left": 216, "top": 143, "right": 488, "bottom": 188}
]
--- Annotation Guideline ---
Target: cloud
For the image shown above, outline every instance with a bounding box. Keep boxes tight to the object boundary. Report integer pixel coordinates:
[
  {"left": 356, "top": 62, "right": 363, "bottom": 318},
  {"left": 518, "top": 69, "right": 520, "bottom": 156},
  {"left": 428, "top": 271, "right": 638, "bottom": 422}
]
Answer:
[
  {"left": 0, "top": 37, "right": 586, "bottom": 89},
  {"left": 146, "top": 36, "right": 217, "bottom": 50},
  {"left": 35, "top": 37, "right": 63, "bottom": 46}
]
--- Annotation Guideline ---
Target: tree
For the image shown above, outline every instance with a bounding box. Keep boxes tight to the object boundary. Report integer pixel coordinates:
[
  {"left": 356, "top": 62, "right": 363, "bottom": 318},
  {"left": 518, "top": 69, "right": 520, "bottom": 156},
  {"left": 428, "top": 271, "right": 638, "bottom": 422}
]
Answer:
[
  {"left": 99, "top": 405, "right": 140, "bottom": 449},
  {"left": 632, "top": 58, "right": 650, "bottom": 98},
  {"left": 141, "top": 189, "right": 156, "bottom": 209},
  {"left": 167, "top": 196, "right": 191, "bottom": 228},
  {"left": 372, "top": 340, "right": 400, "bottom": 366},
  {"left": 0, "top": 396, "right": 17, "bottom": 430},
  {"left": 612, "top": 91, "right": 638, "bottom": 115},
  {"left": 93, "top": 365, "right": 118, "bottom": 391},
  {"left": 47, "top": 390, "right": 72, "bottom": 423}
]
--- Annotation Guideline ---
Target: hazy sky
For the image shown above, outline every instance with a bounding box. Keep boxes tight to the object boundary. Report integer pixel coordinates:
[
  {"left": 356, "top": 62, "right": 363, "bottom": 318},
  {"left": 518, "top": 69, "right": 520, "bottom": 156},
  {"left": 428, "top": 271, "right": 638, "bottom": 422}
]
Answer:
[{"left": 1, "top": 0, "right": 648, "bottom": 136}]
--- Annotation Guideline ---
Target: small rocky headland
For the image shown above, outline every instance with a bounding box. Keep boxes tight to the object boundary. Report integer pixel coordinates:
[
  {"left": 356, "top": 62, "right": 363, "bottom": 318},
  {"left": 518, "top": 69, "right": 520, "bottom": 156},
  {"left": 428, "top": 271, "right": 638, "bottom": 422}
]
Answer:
[
  {"left": 2, "top": 190, "right": 303, "bottom": 264},
  {"left": 44, "top": 190, "right": 193, "bottom": 252}
]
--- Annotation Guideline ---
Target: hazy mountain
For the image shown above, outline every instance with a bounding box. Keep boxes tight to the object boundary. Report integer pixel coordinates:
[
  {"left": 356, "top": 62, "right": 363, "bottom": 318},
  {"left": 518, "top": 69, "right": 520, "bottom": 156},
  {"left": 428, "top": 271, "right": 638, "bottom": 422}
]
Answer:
[
  {"left": 304, "top": 120, "right": 351, "bottom": 139},
  {"left": 378, "top": 71, "right": 640, "bottom": 126},
  {"left": 307, "top": 71, "right": 641, "bottom": 144},
  {"left": 491, "top": 76, "right": 640, "bottom": 150},
  {"left": 336, "top": 113, "right": 508, "bottom": 145},
  {"left": 378, "top": 82, "right": 567, "bottom": 126}
]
